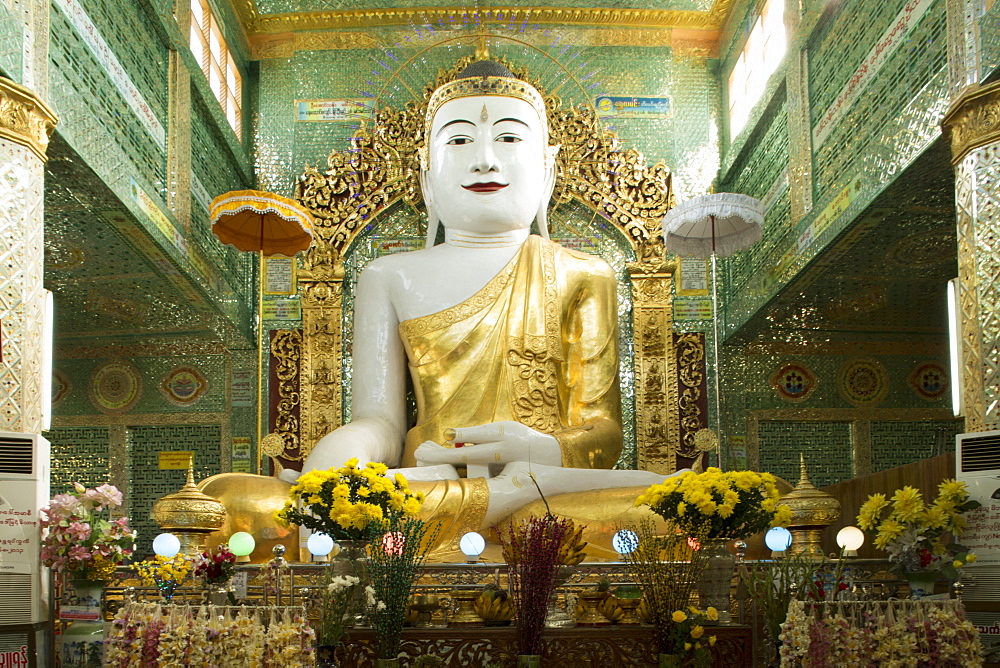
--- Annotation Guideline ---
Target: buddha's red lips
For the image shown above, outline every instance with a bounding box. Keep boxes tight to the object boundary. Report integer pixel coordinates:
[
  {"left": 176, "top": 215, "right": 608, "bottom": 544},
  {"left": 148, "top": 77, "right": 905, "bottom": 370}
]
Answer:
[{"left": 463, "top": 182, "right": 508, "bottom": 193}]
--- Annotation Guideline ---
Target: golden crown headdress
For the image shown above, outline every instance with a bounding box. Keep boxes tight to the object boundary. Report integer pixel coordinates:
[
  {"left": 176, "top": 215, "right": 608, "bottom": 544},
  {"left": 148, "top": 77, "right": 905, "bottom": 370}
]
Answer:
[{"left": 424, "top": 60, "right": 548, "bottom": 137}]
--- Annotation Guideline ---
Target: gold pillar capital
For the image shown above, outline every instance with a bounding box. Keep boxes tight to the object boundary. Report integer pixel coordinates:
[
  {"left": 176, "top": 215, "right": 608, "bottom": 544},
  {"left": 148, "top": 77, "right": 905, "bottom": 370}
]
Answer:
[
  {"left": 941, "top": 79, "right": 1000, "bottom": 165},
  {"left": 0, "top": 77, "right": 58, "bottom": 162}
]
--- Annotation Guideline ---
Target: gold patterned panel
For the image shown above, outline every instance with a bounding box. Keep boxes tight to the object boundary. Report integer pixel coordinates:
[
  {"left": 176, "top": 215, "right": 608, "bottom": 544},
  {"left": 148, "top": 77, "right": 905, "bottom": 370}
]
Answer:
[
  {"left": 270, "top": 329, "right": 302, "bottom": 463},
  {"left": 0, "top": 77, "right": 58, "bottom": 162},
  {"left": 629, "top": 267, "right": 678, "bottom": 474},
  {"left": 941, "top": 80, "right": 1000, "bottom": 165},
  {"left": 240, "top": 3, "right": 739, "bottom": 35},
  {"left": 292, "top": 59, "right": 679, "bottom": 470}
]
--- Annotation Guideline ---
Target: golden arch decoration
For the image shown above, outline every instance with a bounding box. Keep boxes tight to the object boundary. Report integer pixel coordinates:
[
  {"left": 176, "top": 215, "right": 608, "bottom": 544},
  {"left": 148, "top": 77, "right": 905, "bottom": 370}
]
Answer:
[{"left": 272, "top": 56, "right": 705, "bottom": 475}]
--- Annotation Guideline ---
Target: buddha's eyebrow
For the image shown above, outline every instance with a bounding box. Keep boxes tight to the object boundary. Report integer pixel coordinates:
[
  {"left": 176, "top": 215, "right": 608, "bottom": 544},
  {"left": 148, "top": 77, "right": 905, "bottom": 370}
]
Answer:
[
  {"left": 494, "top": 117, "right": 530, "bottom": 128},
  {"left": 437, "top": 119, "right": 474, "bottom": 135}
]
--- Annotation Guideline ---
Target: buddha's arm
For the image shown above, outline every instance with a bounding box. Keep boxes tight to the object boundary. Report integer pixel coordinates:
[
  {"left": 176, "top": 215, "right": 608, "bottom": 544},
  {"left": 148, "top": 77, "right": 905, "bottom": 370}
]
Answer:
[
  {"left": 301, "top": 261, "right": 408, "bottom": 471},
  {"left": 553, "top": 256, "right": 623, "bottom": 469}
]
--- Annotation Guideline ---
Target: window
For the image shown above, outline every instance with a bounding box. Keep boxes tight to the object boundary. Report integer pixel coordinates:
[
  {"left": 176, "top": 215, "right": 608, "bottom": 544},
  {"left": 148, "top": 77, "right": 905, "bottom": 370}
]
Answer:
[
  {"left": 190, "top": 0, "right": 242, "bottom": 137},
  {"left": 728, "top": 0, "right": 786, "bottom": 140}
]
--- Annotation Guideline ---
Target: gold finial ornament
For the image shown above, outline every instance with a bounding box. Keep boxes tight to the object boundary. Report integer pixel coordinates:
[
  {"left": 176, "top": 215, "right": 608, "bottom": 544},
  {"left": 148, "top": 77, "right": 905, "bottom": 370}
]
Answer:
[
  {"left": 152, "top": 458, "right": 227, "bottom": 556},
  {"left": 779, "top": 453, "right": 841, "bottom": 559}
]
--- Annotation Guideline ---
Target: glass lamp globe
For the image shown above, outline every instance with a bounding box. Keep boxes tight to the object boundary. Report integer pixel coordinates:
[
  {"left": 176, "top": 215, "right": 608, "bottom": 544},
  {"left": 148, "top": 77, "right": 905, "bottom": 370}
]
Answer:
[
  {"left": 612, "top": 529, "right": 638, "bottom": 555},
  {"left": 765, "top": 526, "right": 792, "bottom": 555},
  {"left": 307, "top": 532, "right": 335, "bottom": 561},
  {"left": 459, "top": 532, "right": 486, "bottom": 563},
  {"left": 228, "top": 531, "right": 256, "bottom": 563},
  {"left": 152, "top": 532, "right": 180, "bottom": 558},
  {"left": 836, "top": 526, "right": 865, "bottom": 557}
]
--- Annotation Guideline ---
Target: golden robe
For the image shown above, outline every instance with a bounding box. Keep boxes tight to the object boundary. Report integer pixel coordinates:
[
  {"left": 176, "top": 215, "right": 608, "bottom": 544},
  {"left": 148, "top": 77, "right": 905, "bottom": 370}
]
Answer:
[{"left": 399, "top": 234, "right": 623, "bottom": 470}]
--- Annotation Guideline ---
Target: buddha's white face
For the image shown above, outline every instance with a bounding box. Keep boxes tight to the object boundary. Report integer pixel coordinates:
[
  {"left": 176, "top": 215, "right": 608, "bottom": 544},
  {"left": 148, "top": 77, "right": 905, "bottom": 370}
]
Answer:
[{"left": 423, "top": 95, "right": 549, "bottom": 235}]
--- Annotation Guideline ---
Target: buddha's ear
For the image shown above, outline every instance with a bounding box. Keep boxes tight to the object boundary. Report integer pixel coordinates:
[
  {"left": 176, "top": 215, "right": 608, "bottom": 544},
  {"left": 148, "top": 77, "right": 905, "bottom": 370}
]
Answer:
[
  {"left": 419, "top": 167, "right": 439, "bottom": 248},
  {"left": 535, "top": 144, "right": 561, "bottom": 239}
]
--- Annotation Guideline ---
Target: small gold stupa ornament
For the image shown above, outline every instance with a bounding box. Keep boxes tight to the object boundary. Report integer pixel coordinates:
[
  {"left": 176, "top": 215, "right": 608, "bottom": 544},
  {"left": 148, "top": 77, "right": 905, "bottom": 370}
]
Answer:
[
  {"left": 780, "top": 454, "right": 841, "bottom": 559},
  {"left": 152, "top": 458, "right": 227, "bottom": 556}
]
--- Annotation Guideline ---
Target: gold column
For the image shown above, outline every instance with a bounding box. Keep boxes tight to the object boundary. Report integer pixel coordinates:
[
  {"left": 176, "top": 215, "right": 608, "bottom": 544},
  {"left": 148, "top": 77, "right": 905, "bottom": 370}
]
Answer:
[
  {"left": 629, "top": 264, "right": 679, "bottom": 474},
  {"left": 942, "top": 80, "right": 1000, "bottom": 432},
  {"left": 297, "top": 263, "right": 344, "bottom": 463},
  {"left": 0, "top": 77, "right": 57, "bottom": 434}
]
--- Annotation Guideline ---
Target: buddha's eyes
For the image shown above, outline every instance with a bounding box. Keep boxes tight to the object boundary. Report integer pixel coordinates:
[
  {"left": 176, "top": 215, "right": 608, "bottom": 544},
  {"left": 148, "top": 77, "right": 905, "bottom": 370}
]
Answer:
[
  {"left": 446, "top": 135, "right": 473, "bottom": 145},
  {"left": 495, "top": 133, "right": 522, "bottom": 143}
]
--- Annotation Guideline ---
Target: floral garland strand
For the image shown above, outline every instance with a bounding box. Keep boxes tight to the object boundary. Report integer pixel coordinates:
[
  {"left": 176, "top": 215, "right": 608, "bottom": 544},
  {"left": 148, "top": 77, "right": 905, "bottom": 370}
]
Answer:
[
  {"left": 106, "top": 602, "right": 314, "bottom": 667},
  {"left": 778, "top": 599, "right": 984, "bottom": 667}
]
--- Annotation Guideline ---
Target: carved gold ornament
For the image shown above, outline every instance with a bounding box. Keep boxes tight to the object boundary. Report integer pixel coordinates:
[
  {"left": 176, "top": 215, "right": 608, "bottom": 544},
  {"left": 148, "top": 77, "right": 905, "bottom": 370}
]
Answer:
[
  {"left": 942, "top": 79, "right": 1000, "bottom": 165},
  {"left": 0, "top": 77, "right": 58, "bottom": 162},
  {"left": 239, "top": 3, "right": 738, "bottom": 36}
]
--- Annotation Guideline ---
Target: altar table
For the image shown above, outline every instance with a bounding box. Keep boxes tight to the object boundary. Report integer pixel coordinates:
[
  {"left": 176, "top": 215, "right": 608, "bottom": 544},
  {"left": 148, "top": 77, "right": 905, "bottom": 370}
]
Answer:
[{"left": 336, "top": 624, "right": 754, "bottom": 666}]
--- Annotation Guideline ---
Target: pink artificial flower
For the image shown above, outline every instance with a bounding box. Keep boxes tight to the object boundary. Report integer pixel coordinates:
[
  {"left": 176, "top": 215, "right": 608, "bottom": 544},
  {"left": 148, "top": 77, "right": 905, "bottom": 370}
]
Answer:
[
  {"left": 86, "top": 483, "right": 123, "bottom": 510},
  {"left": 67, "top": 545, "right": 91, "bottom": 562},
  {"left": 67, "top": 521, "right": 91, "bottom": 542},
  {"left": 42, "top": 493, "right": 81, "bottom": 521}
]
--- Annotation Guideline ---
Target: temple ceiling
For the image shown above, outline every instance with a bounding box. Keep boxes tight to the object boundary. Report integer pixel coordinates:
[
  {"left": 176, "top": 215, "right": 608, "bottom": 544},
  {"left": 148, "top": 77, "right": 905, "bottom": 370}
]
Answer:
[{"left": 731, "top": 139, "right": 958, "bottom": 350}]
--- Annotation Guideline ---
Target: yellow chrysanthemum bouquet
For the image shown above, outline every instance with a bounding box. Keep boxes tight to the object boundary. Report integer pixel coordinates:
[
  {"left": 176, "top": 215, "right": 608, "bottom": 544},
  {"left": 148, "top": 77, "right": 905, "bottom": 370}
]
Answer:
[
  {"left": 275, "top": 458, "right": 425, "bottom": 540},
  {"left": 661, "top": 606, "right": 719, "bottom": 667},
  {"left": 636, "top": 467, "right": 792, "bottom": 539},
  {"left": 132, "top": 554, "right": 193, "bottom": 601},
  {"left": 857, "top": 479, "right": 980, "bottom": 579}
]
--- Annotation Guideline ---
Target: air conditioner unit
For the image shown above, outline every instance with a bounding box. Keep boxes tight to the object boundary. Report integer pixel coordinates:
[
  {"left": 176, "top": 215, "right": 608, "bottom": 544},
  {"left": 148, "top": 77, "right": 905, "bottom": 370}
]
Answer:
[
  {"left": 0, "top": 431, "right": 51, "bottom": 626},
  {"left": 956, "top": 430, "right": 1000, "bottom": 661}
]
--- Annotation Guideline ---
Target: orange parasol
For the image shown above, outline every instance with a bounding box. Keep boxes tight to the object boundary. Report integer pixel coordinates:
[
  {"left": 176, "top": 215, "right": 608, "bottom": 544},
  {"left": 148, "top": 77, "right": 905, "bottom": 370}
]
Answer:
[
  {"left": 209, "top": 189, "right": 314, "bottom": 257},
  {"left": 210, "top": 190, "right": 314, "bottom": 474}
]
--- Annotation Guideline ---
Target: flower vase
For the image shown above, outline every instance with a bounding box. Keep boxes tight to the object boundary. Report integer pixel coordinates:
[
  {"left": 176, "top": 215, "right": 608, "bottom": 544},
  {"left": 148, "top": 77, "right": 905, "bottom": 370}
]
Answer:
[
  {"left": 906, "top": 571, "right": 938, "bottom": 599},
  {"left": 517, "top": 655, "right": 542, "bottom": 668},
  {"left": 333, "top": 540, "right": 369, "bottom": 626},
  {"left": 206, "top": 585, "right": 234, "bottom": 606},
  {"left": 60, "top": 580, "right": 107, "bottom": 668},
  {"left": 316, "top": 645, "right": 340, "bottom": 668},
  {"left": 658, "top": 654, "right": 682, "bottom": 668},
  {"left": 544, "top": 564, "right": 576, "bottom": 628},
  {"left": 697, "top": 538, "right": 735, "bottom": 624}
]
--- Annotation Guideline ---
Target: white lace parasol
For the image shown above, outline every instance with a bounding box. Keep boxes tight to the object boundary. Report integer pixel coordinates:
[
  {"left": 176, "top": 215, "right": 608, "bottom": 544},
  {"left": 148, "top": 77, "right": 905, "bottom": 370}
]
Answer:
[{"left": 662, "top": 192, "right": 764, "bottom": 258}]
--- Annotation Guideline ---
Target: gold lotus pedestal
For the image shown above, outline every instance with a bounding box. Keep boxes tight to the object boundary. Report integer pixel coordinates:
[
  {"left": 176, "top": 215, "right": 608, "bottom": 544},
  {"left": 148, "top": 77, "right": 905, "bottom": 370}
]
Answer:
[
  {"left": 780, "top": 455, "right": 841, "bottom": 559},
  {"left": 152, "top": 462, "right": 227, "bottom": 556}
]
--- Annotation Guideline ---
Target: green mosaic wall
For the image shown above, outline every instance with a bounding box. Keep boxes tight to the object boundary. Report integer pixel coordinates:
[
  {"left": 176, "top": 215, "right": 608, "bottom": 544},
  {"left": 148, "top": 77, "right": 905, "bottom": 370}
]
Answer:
[
  {"left": 728, "top": 353, "right": 953, "bottom": 412},
  {"left": 0, "top": 2, "right": 22, "bottom": 82},
  {"left": 808, "top": 0, "right": 947, "bottom": 197},
  {"left": 255, "top": 34, "right": 717, "bottom": 199},
  {"left": 870, "top": 419, "right": 963, "bottom": 473},
  {"left": 757, "top": 420, "right": 853, "bottom": 487},
  {"left": 721, "top": 0, "right": 951, "bottom": 338},
  {"left": 128, "top": 424, "right": 222, "bottom": 556},
  {"left": 53, "top": 355, "right": 229, "bottom": 416},
  {"left": 979, "top": 1, "right": 1000, "bottom": 81},
  {"left": 49, "top": 4, "right": 168, "bottom": 196},
  {"left": 48, "top": 426, "right": 112, "bottom": 495}
]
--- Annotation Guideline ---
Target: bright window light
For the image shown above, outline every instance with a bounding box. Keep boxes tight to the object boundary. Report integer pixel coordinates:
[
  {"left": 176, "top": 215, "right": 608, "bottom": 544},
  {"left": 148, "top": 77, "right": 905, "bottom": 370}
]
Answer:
[
  {"left": 189, "top": 0, "right": 242, "bottom": 138},
  {"left": 728, "top": 0, "right": 787, "bottom": 140}
]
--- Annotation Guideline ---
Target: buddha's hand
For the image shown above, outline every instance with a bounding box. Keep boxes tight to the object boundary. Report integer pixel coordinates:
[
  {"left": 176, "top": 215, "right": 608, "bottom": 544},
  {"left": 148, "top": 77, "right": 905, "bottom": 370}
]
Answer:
[{"left": 413, "top": 420, "right": 562, "bottom": 468}]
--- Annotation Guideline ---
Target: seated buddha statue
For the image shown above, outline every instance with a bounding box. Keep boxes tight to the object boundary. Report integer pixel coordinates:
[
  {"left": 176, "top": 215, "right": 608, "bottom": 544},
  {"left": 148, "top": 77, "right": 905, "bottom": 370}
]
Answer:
[{"left": 204, "top": 61, "right": 675, "bottom": 560}]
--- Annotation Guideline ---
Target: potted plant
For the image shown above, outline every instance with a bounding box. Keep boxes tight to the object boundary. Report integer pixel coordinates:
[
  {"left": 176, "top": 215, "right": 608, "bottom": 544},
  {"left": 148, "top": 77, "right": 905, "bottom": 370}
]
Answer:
[
  {"left": 635, "top": 468, "right": 791, "bottom": 621},
  {"left": 857, "top": 479, "right": 980, "bottom": 597}
]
